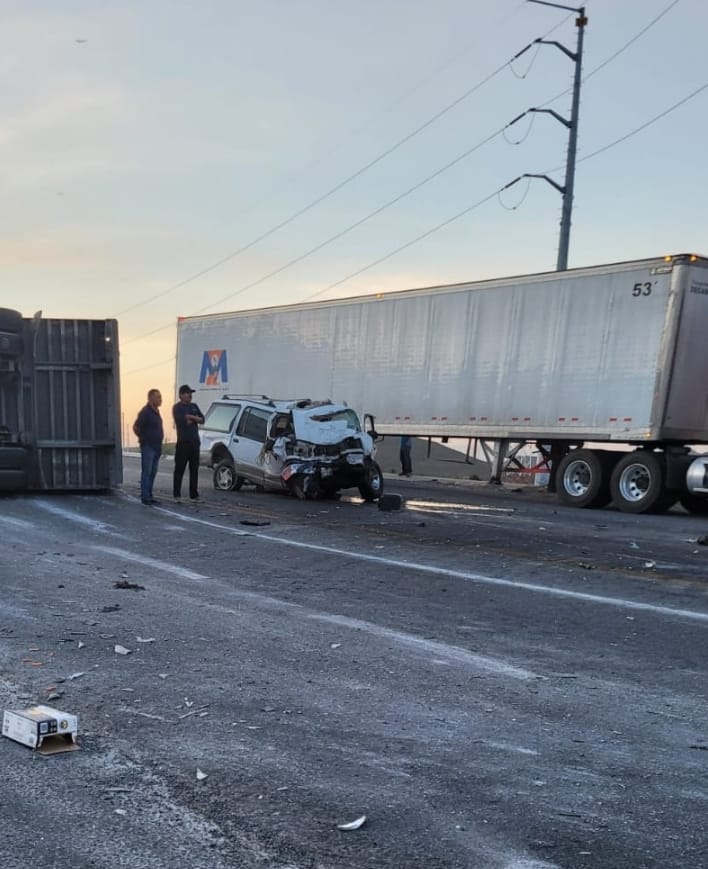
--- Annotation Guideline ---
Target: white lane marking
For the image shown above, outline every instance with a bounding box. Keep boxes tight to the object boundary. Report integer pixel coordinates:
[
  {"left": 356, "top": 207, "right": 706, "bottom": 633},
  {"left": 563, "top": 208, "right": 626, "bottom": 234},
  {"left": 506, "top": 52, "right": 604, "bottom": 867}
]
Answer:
[
  {"left": 308, "top": 612, "right": 538, "bottom": 681},
  {"left": 481, "top": 740, "right": 539, "bottom": 756},
  {"left": 33, "top": 499, "right": 118, "bottom": 535},
  {"left": 155, "top": 508, "right": 708, "bottom": 624},
  {"left": 0, "top": 515, "right": 36, "bottom": 530},
  {"left": 91, "top": 545, "right": 208, "bottom": 581},
  {"left": 503, "top": 861, "right": 560, "bottom": 869}
]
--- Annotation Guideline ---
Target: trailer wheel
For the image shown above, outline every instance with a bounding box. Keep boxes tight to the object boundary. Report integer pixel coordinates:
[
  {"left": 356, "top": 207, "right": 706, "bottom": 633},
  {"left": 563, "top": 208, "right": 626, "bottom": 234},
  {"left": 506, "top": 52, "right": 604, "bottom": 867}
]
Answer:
[
  {"left": 556, "top": 449, "right": 611, "bottom": 508},
  {"left": 610, "top": 452, "right": 676, "bottom": 514},
  {"left": 213, "top": 460, "right": 243, "bottom": 491},
  {"left": 358, "top": 459, "right": 383, "bottom": 502},
  {"left": 678, "top": 493, "right": 708, "bottom": 515}
]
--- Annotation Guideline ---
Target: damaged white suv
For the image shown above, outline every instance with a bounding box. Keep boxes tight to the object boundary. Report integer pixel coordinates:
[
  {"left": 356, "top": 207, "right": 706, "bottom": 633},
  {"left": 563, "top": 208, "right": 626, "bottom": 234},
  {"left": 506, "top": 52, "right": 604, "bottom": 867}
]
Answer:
[{"left": 200, "top": 395, "right": 384, "bottom": 501}]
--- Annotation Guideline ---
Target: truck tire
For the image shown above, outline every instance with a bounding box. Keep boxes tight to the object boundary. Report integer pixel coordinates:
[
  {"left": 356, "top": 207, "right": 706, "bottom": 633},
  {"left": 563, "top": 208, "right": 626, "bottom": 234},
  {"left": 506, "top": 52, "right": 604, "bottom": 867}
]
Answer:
[
  {"left": 610, "top": 452, "right": 676, "bottom": 514},
  {"left": 0, "top": 468, "right": 29, "bottom": 490},
  {"left": 556, "top": 449, "right": 612, "bottom": 508},
  {"left": 0, "top": 308, "right": 23, "bottom": 333},
  {"left": 0, "top": 446, "right": 29, "bottom": 470},
  {"left": 678, "top": 493, "right": 708, "bottom": 515},
  {"left": 358, "top": 459, "right": 383, "bottom": 502},
  {"left": 213, "top": 460, "right": 243, "bottom": 491}
]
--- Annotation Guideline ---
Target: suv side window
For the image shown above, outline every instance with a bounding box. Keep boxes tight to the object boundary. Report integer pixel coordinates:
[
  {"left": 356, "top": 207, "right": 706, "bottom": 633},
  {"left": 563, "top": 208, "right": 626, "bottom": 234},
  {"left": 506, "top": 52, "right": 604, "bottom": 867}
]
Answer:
[
  {"left": 236, "top": 407, "right": 271, "bottom": 443},
  {"left": 203, "top": 403, "right": 241, "bottom": 433}
]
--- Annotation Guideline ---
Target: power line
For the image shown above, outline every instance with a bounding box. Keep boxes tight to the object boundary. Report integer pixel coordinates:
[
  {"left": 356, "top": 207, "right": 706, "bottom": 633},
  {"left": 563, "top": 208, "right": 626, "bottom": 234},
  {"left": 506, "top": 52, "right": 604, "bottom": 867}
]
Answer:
[
  {"left": 302, "top": 78, "right": 708, "bottom": 304},
  {"left": 539, "top": 0, "right": 682, "bottom": 108},
  {"left": 122, "top": 3, "right": 692, "bottom": 356},
  {"left": 114, "top": 14, "right": 575, "bottom": 320},
  {"left": 121, "top": 72, "right": 708, "bottom": 376},
  {"left": 114, "top": 59, "right": 514, "bottom": 319}
]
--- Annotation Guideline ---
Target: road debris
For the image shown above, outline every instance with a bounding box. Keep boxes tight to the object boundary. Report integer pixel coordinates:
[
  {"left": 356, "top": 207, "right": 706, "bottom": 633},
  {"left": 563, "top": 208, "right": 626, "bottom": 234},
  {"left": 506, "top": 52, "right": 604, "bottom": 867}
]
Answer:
[
  {"left": 240, "top": 519, "right": 271, "bottom": 526},
  {"left": 136, "top": 637, "right": 155, "bottom": 643},
  {"left": 114, "top": 645, "right": 131, "bottom": 656},
  {"left": 196, "top": 768, "right": 208, "bottom": 781},
  {"left": 2, "top": 705, "right": 79, "bottom": 754},
  {"left": 337, "top": 814, "right": 367, "bottom": 831},
  {"left": 113, "top": 580, "right": 145, "bottom": 591}
]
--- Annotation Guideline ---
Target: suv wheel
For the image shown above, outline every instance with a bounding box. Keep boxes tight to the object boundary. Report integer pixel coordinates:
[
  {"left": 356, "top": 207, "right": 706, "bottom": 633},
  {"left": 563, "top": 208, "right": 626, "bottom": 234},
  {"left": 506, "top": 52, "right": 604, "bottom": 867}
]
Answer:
[
  {"left": 213, "top": 460, "right": 244, "bottom": 491},
  {"left": 358, "top": 459, "right": 383, "bottom": 502}
]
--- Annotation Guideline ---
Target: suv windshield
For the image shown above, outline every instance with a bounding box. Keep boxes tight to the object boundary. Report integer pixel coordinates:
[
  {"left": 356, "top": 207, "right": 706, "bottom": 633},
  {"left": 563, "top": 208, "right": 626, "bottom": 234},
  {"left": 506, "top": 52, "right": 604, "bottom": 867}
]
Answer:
[
  {"left": 204, "top": 403, "right": 241, "bottom": 433},
  {"left": 309, "top": 408, "right": 361, "bottom": 431}
]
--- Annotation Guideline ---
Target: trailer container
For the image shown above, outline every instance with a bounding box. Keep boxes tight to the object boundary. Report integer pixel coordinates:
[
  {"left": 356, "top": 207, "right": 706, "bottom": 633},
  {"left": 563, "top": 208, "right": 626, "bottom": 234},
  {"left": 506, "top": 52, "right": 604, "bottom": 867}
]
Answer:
[
  {"left": 0, "top": 309, "right": 121, "bottom": 491},
  {"left": 175, "top": 254, "right": 708, "bottom": 513}
]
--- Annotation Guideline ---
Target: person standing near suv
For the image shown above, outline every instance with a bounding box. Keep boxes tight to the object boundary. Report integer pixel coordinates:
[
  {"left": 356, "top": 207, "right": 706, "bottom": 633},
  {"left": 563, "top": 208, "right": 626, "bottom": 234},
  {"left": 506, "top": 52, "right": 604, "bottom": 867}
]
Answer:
[
  {"left": 172, "top": 384, "right": 204, "bottom": 503},
  {"left": 133, "top": 388, "right": 164, "bottom": 505}
]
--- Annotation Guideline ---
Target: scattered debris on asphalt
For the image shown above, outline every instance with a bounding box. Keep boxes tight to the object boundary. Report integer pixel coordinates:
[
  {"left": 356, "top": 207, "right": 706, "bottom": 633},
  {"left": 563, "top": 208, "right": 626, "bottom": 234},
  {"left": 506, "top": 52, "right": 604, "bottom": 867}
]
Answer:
[
  {"left": 196, "top": 768, "right": 208, "bottom": 781},
  {"left": 240, "top": 519, "right": 271, "bottom": 526},
  {"left": 100, "top": 604, "right": 120, "bottom": 613},
  {"left": 113, "top": 580, "right": 145, "bottom": 591},
  {"left": 114, "top": 645, "right": 131, "bottom": 656}
]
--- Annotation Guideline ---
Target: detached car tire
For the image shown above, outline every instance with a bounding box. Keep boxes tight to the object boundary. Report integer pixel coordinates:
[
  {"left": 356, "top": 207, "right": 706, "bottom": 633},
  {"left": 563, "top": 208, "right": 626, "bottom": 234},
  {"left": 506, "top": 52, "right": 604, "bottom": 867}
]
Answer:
[
  {"left": 358, "top": 459, "right": 384, "bottom": 502},
  {"left": 213, "top": 460, "right": 244, "bottom": 492}
]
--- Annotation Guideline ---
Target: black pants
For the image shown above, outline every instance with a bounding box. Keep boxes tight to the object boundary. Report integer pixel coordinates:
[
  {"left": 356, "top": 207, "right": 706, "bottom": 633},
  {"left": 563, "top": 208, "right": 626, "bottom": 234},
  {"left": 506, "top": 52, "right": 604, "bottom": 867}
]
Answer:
[
  {"left": 174, "top": 440, "right": 200, "bottom": 499},
  {"left": 400, "top": 445, "right": 412, "bottom": 475}
]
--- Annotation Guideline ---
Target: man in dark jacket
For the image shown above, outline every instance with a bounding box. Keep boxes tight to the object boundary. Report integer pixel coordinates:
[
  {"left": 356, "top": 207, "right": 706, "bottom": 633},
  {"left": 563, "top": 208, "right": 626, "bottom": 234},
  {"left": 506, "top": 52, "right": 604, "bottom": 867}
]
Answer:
[
  {"left": 172, "top": 384, "right": 204, "bottom": 503},
  {"left": 133, "top": 388, "right": 164, "bottom": 505}
]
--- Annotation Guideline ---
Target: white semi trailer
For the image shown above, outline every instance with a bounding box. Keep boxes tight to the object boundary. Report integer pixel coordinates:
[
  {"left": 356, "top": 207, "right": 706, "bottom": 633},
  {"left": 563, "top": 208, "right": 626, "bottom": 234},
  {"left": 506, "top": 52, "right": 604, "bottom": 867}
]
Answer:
[{"left": 175, "top": 253, "right": 708, "bottom": 514}]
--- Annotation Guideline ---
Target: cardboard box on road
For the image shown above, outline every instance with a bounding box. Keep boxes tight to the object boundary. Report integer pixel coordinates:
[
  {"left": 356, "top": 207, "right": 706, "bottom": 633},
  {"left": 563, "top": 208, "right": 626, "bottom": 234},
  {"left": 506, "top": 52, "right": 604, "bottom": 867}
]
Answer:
[{"left": 2, "top": 705, "right": 79, "bottom": 755}]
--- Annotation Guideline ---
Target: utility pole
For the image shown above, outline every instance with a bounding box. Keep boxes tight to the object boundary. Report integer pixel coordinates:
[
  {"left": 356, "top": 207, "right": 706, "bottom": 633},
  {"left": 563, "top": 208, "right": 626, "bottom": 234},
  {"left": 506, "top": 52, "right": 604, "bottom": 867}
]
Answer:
[{"left": 511, "top": 2, "right": 587, "bottom": 270}]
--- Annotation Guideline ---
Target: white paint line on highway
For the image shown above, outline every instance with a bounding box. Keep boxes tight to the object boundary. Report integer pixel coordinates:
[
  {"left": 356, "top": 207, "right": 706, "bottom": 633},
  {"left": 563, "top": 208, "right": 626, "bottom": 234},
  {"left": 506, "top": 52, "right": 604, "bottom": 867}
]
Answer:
[
  {"left": 34, "top": 499, "right": 119, "bottom": 535},
  {"left": 0, "top": 515, "right": 36, "bottom": 530},
  {"left": 480, "top": 740, "right": 539, "bottom": 756},
  {"left": 503, "top": 860, "right": 560, "bottom": 869},
  {"left": 91, "top": 545, "right": 208, "bottom": 581},
  {"left": 308, "top": 612, "right": 539, "bottom": 681},
  {"left": 163, "top": 509, "right": 708, "bottom": 624}
]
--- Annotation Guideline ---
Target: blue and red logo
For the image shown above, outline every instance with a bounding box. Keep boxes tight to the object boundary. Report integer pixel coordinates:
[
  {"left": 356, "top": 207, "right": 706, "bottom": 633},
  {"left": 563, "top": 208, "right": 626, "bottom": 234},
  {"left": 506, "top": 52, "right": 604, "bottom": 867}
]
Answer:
[{"left": 199, "top": 349, "right": 228, "bottom": 386}]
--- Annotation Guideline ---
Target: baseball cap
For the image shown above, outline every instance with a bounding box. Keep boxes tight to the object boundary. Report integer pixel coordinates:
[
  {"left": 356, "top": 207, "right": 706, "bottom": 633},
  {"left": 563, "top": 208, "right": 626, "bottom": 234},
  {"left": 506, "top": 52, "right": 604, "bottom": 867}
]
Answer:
[{"left": 179, "top": 384, "right": 195, "bottom": 395}]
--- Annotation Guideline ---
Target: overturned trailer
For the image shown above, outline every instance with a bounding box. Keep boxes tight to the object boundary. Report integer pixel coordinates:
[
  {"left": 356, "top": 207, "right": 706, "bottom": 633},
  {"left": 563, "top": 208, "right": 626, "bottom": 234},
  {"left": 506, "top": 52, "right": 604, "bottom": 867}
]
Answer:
[
  {"left": 175, "top": 254, "right": 708, "bottom": 514},
  {"left": 0, "top": 308, "right": 121, "bottom": 491}
]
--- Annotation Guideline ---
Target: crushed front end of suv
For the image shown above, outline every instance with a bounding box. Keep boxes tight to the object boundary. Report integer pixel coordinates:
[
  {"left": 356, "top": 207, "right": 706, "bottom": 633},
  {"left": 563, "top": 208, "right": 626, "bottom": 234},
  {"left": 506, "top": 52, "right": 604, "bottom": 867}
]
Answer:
[{"left": 200, "top": 396, "right": 383, "bottom": 502}]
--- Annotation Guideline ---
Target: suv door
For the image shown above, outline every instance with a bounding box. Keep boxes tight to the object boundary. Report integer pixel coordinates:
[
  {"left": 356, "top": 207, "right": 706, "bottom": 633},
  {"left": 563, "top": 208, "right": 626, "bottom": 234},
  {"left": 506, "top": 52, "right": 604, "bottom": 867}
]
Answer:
[{"left": 233, "top": 406, "right": 273, "bottom": 485}]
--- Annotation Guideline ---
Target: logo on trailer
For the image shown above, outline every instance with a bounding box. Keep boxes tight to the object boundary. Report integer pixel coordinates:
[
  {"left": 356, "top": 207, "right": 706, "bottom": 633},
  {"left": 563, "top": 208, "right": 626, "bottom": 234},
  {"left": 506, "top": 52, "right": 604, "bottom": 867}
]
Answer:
[{"left": 199, "top": 349, "right": 228, "bottom": 386}]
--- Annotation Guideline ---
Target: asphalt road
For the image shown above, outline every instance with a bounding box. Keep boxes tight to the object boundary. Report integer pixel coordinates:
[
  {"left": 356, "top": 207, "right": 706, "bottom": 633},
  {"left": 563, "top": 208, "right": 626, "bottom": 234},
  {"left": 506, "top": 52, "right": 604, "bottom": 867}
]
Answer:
[{"left": 0, "top": 456, "right": 706, "bottom": 869}]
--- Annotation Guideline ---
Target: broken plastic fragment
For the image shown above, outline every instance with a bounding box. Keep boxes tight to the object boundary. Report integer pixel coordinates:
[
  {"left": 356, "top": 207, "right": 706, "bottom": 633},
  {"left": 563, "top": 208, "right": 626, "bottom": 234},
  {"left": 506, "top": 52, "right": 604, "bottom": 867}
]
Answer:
[
  {"left": 337, "top": 814, "right": 367, "bottom": 831},
  {"left": 68, "top": 671, "right": 86, "bottom": 680},
  {"left": 136, "top": 637, "right": 155, "bottom": 643},
  {"left": 114, "top": 644, "right": 131, "bottom": 655},
  {"left": 196, "top": 768, "right": 208, "bottom": 781}
]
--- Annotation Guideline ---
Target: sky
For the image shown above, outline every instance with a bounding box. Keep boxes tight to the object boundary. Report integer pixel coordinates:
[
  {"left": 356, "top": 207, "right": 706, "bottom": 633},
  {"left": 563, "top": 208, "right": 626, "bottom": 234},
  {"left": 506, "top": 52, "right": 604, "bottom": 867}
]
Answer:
[{"left": 1, "top": 0, "right": 706, "bottom": 442}]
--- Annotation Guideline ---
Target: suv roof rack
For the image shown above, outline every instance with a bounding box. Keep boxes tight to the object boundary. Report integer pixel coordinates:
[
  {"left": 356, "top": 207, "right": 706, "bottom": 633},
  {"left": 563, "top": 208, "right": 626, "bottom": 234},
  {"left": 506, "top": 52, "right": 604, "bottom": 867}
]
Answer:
[{"left": 220, "top": 393, "right": 274, "bottom": 405}]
